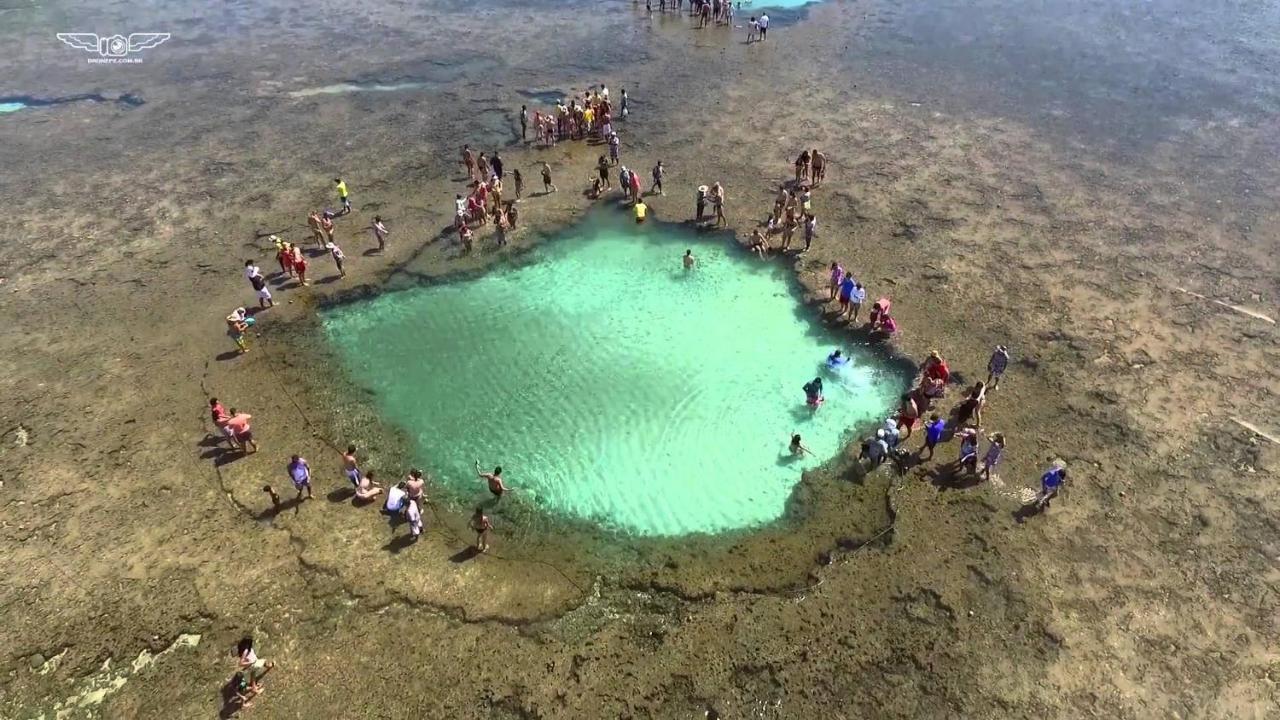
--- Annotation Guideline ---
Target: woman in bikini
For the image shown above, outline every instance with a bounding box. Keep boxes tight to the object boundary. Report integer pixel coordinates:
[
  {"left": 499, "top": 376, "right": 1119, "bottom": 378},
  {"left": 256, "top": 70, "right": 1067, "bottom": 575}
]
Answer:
[{"left": 470, "top": 507, "right": 493, "bottom": 552}]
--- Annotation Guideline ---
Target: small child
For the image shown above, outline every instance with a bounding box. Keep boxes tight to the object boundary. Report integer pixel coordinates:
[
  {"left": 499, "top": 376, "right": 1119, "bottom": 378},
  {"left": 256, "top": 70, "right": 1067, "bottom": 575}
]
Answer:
[
  {"left": 980, "top": 432, "right": 1005, "bottom": 481},
  {"left": 958, "top": 429, "right": 979, "bottom": 474}
]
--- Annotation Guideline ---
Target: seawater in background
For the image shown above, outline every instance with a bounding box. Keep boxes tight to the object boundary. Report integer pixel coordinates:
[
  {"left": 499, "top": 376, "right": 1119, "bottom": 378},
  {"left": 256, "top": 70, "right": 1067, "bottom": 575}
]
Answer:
[{"left": 322, "top": 213, "right": 898, "bottom": 536}]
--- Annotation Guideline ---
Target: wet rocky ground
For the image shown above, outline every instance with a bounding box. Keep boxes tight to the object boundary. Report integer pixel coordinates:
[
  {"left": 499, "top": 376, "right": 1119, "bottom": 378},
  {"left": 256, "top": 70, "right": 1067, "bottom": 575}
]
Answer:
[{"left": 1, "top": 0, "right": 1278, "bottom": 717}]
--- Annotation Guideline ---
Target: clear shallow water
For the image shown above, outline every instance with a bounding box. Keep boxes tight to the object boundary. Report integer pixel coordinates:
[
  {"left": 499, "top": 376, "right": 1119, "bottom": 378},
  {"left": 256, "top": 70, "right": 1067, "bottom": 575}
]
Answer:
[
  {"left": 743, "top": 0, "right": 816, "bottom": 11},
  {"left": 287, "top": 81, "right": 431, "bottom": 98},
  {"left": 322, "top": 214, "right": 898, "bottom": 536},
  {"left": 0, "top": 102, "right": 27, "bottom": 113}
]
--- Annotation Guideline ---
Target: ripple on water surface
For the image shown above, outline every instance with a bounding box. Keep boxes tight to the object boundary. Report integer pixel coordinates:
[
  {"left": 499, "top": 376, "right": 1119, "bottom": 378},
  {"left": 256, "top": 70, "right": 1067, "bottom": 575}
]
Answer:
[{"left": 322, "top": 213, "right": 898, "bottom": 536}]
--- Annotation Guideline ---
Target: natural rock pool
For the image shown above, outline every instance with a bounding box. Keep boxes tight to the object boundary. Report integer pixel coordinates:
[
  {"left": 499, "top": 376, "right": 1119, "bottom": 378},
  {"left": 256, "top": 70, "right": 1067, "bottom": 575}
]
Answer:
[{"left": 322, "top": 212, "right": 898, "bottom": 536}]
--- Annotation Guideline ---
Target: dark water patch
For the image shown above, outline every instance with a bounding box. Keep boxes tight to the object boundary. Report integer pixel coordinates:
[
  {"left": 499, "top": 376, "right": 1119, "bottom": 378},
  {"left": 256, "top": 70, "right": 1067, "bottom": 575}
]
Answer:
[
  {"left": 845, "top": 0, "right": 1280, "bottom": 152},
  {"left": 518, "top": 89, "right": 569, "bottom": 105},
  {"left": 0, "top": 92, "right": 144, "bottom": 110}
]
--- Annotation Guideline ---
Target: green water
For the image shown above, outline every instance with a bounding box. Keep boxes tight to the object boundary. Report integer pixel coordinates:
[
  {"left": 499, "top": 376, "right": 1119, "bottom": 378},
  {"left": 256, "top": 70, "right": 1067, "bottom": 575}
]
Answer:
[{"left": 322, "top": 213, "right": 899, "bottom": 536}]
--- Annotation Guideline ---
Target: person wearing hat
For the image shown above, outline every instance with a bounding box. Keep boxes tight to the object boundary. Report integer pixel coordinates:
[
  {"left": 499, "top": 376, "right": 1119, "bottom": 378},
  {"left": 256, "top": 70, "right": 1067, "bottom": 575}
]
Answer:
[
  {"left": 859, "top": 429, "right": 889, "bottom": 467},
  {"left": 1035, "top": 460, "right": 1068, "bottom": 509},
  {"left": 695, "top": 185, "right": 708, "bottom": 222},
  {"left": 987, "top": 345, "right": 1010, "bottom": 389}
]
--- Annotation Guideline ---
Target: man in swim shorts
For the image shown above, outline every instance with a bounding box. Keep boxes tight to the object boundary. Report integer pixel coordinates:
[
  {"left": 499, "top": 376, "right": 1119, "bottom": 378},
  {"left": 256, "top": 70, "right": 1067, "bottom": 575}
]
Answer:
[
  {"left": 342, "top": 444, "right": 361, "bottom": 488},
  {"left": 476, "top": 461, "right": 507, "bottom": 499}
]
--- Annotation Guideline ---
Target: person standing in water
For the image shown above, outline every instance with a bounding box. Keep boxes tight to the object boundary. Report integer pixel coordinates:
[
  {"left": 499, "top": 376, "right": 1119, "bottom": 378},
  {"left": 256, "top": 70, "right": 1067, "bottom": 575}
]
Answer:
[
  {"left": 683, "top": 249, "right": 696, "bottom": 269},
  {"left": 475, "top": 460, "right": 507, "bottom": 499},
  {"left": 519, "top": 105, "right": 528, "bottom": 140},
  {"left": 470, "top": 506, "right": 493, "bottom": 553},
  {"left": 512, "top": 168, "right": 524, "bottom": 199},
  {"left": 634, "top": 198, "right": 648, "bottom": 223},
  {"left": 803, "top": 377, "right": 824, "bottom": 409},
  {"left": 491, "top": 151, "right": 504, "bottom": 179}
]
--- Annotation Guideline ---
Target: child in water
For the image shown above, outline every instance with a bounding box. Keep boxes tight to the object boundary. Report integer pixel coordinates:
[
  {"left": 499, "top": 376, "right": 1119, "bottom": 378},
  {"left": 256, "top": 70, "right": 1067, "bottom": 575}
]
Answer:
[{"left": 789, "top": 434, "right": 812, "bottom": 457}]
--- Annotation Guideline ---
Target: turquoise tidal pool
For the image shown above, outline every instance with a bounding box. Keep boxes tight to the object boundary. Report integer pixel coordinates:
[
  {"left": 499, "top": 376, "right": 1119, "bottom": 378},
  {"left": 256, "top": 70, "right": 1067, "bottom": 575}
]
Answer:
[{"left": 322, "top": 213, "right": 899, "bottom": 536}]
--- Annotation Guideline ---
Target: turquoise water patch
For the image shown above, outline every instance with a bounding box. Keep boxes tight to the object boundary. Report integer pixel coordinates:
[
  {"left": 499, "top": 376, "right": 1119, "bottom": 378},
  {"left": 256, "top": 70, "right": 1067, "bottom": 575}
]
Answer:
[
  {"left": 0, "top": 102, "right": 26, "bottom": 113},
  {"left": 322, "top": 213, "right": 898, "bottom": 536},
  {"left": 742, "top": 0, "right": 817, "bottom": 11}
]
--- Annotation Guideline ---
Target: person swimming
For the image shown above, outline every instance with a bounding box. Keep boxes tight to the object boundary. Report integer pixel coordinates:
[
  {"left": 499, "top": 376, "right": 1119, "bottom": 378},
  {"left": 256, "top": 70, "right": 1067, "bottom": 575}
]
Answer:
[
  {"left": 826, "top": 349, "right": 848, "bottom": 368},
  {"left": 803, "top": 377, "right": 825, "bottom": 408}
]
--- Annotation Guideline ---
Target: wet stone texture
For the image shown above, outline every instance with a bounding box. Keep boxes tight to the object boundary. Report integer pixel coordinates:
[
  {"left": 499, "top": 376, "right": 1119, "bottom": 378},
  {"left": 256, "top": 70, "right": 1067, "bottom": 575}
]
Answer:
[{"left": 1, "top": 0, "right": 1279, "bottom": 717}]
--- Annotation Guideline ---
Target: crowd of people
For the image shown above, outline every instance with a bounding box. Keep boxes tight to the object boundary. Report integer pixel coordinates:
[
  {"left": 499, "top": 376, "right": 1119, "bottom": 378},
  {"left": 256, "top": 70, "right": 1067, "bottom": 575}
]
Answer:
[{"left": 208, "top": 61, "right": 1075, "bottom": 707}]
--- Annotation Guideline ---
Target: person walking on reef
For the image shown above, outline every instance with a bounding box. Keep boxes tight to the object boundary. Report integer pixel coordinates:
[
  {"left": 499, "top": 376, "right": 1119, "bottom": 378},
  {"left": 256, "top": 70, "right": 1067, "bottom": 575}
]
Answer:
[
  {"left": 1034, "top": 460, "right": 1068, "bottom": 510},
  {"left": 652, "top": 161, "right": 665, "bottom": 196},
  {"left": 326, "top": 240, "right": 346, "bottom": 278},
  {"left": 519, "top": 105, "right": 528, "bottom": 140},
  {"left": 371, "top": 215, "right": 389, "bottom": 253},
  {"left": 287, "top": 455, "right": 313, "bottom": 500},
  {"left": 540, "top": 161, "right": 557, "bottom": 193},
  {"left": 491, "top": 152, "right": 505, "bottom": 179},
  {"left": 335, "top": 178, "right": 350, "bottom": 214},
  {"left": 758, "top": 12, "right": 770, "bottom": 40},
  {"left": 987, "top": 344, "right": 1010, "bottom": 390},
  {"left": 462, "top": 145, "right": 476, "bottom": 180}
]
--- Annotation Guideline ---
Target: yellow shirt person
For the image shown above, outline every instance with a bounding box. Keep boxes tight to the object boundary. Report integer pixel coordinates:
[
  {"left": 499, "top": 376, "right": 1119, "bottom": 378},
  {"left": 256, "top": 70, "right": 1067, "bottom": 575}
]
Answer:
[{"left": 334, "top": 178, "right": 350, "bottom": 211}]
